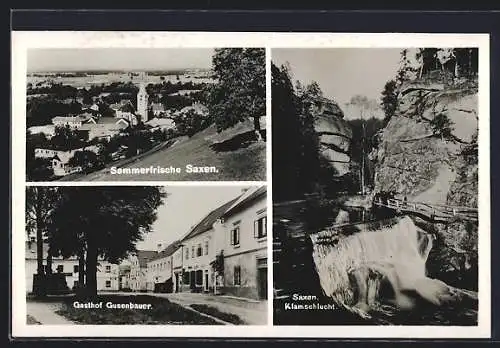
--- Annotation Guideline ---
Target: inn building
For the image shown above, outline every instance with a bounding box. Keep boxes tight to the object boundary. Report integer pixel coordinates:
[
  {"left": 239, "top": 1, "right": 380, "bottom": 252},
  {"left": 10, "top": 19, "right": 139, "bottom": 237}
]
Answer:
[{"left": 163, "top": 186, "right": 268, "bottom": 300}]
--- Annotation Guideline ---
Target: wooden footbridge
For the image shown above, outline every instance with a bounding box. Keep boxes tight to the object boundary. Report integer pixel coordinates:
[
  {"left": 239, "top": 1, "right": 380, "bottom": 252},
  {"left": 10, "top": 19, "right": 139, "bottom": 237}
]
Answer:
[{"left": 373, "top": 198, "right": 478, "bottom": 223}]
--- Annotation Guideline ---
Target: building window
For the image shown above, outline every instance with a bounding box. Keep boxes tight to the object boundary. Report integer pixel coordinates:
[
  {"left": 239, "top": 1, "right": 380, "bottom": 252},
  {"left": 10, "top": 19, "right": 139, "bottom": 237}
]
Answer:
[
  {"left": 192, "top": 246, "right": 195, "bottom": 258},
  {"left": 230, "top": 227, "right": 240, "bottom": 246},
  {"left": 186, "top": 248, "right": 189, "bottom": 260},
  {"left": 105, "top": 280, "right": 111, "bottom": 288},
  {"left": 105, "top": 265, "right": 111, "bottom": 273},
  {"left": 73, "top": 265, "right": 79, "bottom": 273},
  {"left": 56, "top": 265, "right": 64, "bottom": 273},
  {"left": 204, "top": 241, "right": 209, "bottom": 255},
  {"left": 197, "top": 244, "right": 202, "bottom": 257},
  {"left": 254, "top": 216, "right": 267, "bottom": 239},
  {"left": 183, "top": 272, "right": 190, "bottom": 284},
  {"left": 234, "top": 266, "right": 241, "bottom": 286}
]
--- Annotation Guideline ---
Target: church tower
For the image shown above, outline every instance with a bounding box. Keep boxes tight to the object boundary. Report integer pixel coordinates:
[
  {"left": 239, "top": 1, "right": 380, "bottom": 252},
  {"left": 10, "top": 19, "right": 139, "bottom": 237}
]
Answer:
[{"left": 137, "top": 72, "right": 148, "bottom": 122}]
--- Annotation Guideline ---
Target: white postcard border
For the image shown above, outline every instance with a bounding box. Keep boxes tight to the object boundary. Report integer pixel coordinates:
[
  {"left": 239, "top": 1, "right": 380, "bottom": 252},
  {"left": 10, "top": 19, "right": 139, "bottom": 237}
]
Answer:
[{"left": 11, "top": 31, "right": 490, "bottom": 338}]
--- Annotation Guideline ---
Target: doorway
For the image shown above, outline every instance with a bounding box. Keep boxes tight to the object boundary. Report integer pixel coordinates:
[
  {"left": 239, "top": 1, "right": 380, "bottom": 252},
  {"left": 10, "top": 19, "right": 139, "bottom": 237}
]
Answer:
[
  {"left": 204, "top": 271, "right": 209, "bottom": 292},
  {"left": 256, "top": 257, "right": 268, "bottom": 300}
]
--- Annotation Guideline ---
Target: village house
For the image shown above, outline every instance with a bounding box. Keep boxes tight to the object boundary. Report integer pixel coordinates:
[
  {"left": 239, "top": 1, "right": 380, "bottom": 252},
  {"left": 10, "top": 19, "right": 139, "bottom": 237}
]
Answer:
[
  {"left": 78, "top": 117, "right": 130, "bottom": 141},
  {"left": 169, "top": 186, "right": 268, "bottom": 300},
  {"left": 215, "top": 186, "right": 267, "bottom": 300},
  {"left": 126, "top": 250, "right": 157, "bottom": 292},
  {"left": 51, "top": 115, "right": 93, "bottom": 128},
  {"left": 52, "top": 151, "right": 82, "bottom": 176},
  {"left": 118, "top": 264, "right": 131, "bottom": 290},
  {"left": 25, "top": 238, "right": 120, "bottom": 293},
  {"left": 34, "top": 145, "right": 101, "bottom": 177},
  {"left": 174, "top": 197, "right": 239, "bottom": 294},
  {"left": 174, "top": 102, "right": 209, "bottom": 117},
  {"left": 146, "top": 241, "right": 180, "bottom": 292},
  {"left": 168, "top": 89, "right": 202, "bottom": 97},
  {"left": 145, "top": 117, "right": 176, "bottom": 132},
  {"left": 150, "top": 103, "right": 166, "bottom": 117},
  {"left": 34, "top": 148, "right": 58, "bottom": 159},
  {"left": 27, "top": 125, "right": 56, "bottom": 139},
  {"left": 110, "top": 100, "right": 135, "bottom": 119}
]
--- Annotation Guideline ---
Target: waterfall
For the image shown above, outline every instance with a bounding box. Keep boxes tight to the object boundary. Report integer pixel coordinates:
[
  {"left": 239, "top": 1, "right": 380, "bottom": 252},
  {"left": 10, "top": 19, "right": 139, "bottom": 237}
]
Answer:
[{"left": 310, "top": 216, "right": 455, "bottom": 319}]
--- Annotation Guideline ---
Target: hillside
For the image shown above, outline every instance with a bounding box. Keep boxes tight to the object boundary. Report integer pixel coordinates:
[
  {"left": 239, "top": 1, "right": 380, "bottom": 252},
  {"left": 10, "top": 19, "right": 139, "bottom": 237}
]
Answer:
[{"left": 63, "top": 120, "right": 266, "bottom": 181}]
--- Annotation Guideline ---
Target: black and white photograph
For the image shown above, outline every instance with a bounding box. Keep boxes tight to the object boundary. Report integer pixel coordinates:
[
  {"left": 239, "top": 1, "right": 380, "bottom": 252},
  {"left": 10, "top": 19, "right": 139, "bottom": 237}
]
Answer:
[
  {"left": 25, "top": 185, "right": 268, "bottom": 325},
  {"left": 25, "top": 48, "right": 266, "bottom": 182},
  {"left": 272, "top": 47, "right": 481, "bottom": 326}
]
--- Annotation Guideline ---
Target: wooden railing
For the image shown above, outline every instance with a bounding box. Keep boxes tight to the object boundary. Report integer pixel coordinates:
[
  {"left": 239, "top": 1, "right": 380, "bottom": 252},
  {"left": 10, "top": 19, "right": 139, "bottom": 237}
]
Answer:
[{"left": 373, "top": 198, "right": 478, "bottom": 222}]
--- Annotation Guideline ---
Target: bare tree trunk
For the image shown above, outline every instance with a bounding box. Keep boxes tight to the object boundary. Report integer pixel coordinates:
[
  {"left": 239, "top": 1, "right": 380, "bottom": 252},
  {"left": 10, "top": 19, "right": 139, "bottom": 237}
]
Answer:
[
  {"left": 36, "top": 190, "right": 44, "bottom": 276},
  {"left": 85, "top": 236, "right": 98, "bottom": 298},
  {"left": 78, "top": 248, "right": 85, "bottom": 288},
  {"left": 46, "top": 253, "right": 52, "bottom": 274}
]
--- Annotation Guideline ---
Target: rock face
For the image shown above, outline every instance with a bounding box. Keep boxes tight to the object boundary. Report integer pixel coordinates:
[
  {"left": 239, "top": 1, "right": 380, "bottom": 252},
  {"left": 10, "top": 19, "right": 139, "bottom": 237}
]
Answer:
[
  {"left": 372, "top": 79, "right": 478, "bottom": 205},
  {"left": 371, "top": 76, "right": 479, "bottom": 292},
  {"left": 312, "top": 97, "right": 353, "bottom": 176}
]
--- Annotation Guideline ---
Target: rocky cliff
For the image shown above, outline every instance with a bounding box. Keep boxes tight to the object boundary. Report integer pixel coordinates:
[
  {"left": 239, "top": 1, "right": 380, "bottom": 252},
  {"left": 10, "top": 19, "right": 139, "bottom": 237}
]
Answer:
[
  {"left": 372, "top": 78, "right": 478, "bottom": 206},
  {"left": 371, "top": 76, "right": 479, "bottom": 290},
  {"left": 312, "top": 97, "right": 353, "bottom": 176}
]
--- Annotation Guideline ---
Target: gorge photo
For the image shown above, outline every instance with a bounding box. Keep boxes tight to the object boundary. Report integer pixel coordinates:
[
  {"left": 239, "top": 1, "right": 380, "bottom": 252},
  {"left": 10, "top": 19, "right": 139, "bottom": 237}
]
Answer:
[{"left": 272, "top": 47, "right": 480, "bottom": 326}]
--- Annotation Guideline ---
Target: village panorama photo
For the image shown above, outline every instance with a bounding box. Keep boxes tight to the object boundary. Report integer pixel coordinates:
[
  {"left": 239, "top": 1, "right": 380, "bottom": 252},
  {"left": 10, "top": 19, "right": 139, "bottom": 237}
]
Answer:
[
  {"left": 24, "top": 185, "right": 268, "bottom": 325},
  {"left": 25, "top": 48, "right": 266, "bottom": 182}
]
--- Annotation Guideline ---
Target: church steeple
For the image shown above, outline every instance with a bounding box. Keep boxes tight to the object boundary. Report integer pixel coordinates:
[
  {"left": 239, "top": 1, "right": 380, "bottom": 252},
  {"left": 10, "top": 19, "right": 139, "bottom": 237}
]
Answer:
[{"left": 137, "top": 72, "right": 148, "bottom": 122}]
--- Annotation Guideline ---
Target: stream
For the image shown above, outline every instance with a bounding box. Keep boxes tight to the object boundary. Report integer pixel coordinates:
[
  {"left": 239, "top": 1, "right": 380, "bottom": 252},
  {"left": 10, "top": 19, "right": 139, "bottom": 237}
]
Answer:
[{"left": 273, "top": 198, "right": 478, "bottom": 326}]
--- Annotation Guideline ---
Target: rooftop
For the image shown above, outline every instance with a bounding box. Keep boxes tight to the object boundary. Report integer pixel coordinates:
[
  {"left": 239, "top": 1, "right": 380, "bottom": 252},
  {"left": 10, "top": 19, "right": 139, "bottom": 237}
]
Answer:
[
  {"left": 148, "top": 241, "right": 181, "bottom": 262},
  {"left": 222, "top": 186, "right": 267, "bottom": 219},
  {"left": 181, "top": 197, "right": 240, "bottom": 242},
  {"left": 135, "top": 250, "right": 158, "bottom": 268}
]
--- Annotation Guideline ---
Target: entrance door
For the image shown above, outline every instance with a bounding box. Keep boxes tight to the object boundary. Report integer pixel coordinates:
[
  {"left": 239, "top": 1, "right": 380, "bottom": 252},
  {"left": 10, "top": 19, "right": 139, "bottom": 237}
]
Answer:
[
  {"left": 257, "top": 267, "right": 267, "bottom": 299},
  {"left": 204, "top": 271, "right": 209, "bottom": 292},
  {"left": 190, "top": 271, "right": 196, "bottom": 290}
]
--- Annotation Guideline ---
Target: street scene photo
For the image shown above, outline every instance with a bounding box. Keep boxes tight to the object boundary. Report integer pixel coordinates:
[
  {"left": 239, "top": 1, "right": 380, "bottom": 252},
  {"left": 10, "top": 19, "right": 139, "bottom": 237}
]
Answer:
[
  {"left": 272, "top": 48, "right": 479, "bottom": 325},
  {"left": 25, "top": 185, "right": 268, "bottom": 325},
  {"left": 26, "top": 48, "right": 266, "bottom": 182}
]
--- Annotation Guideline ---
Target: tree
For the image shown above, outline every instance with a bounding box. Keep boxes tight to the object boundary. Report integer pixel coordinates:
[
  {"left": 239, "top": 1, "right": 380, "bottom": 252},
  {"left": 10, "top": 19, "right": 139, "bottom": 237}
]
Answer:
[
  {"left": 272, "top": 63, "right": 323, "bottom": 201},
  {"left": 25, "top": 187, "right": 60, "bottom": 296},
  {"left": 68, "top": 150, "right": 105, "bottom": 174},
  {"left": 209, "top": 48, "right": 265, "bottom": 138},
  {"left": 396, "top": 49, "right": 417, "bottom": 85},
  {"left": 49, "top": 187, "right": 166, "bottom": 296},
  {"left": 173, "top": 108, "right": 211, "bottom": 137},
  {"left": 50, "top": 125, "right": 87, "bottom": 151},
  {"left": 453, "top": 48, "right": 479, "bottom": 77},
  {"left": 430, "top": 113, "right": 454, "bottom": 140},
  {"left": 27, "top": 158, "right": 53, "bottom": 181},
  {"left": 416, "top": 48, "right": 440, "bottom": 78},
  {"left": 380, "top": 80, "right": 398, "bottom": 125}
]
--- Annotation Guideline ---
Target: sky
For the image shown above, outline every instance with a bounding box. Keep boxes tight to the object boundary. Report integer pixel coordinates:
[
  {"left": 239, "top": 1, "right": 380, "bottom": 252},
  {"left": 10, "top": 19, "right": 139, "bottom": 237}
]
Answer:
[
  {"left": 27, "top": 48, "right": 215, "bottom": 72},
  {"left": 272, "top": 48, "right": 404, "bottom": 107},
  {"left": 136, "top": 186, "right": 250, "bottom": 251}
]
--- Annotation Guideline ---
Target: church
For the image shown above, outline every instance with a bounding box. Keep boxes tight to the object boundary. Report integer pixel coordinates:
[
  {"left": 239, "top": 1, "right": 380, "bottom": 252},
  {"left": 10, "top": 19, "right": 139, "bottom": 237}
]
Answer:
[{"left": 136, "top": 71, "right": 148, "bottom": 123}]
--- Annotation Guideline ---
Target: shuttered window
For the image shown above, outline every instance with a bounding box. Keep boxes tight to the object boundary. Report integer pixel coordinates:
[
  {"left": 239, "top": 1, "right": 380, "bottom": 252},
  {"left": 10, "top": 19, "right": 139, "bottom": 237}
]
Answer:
[{"left": 254, "top": 216, "right": 267, "bottom": 238}]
